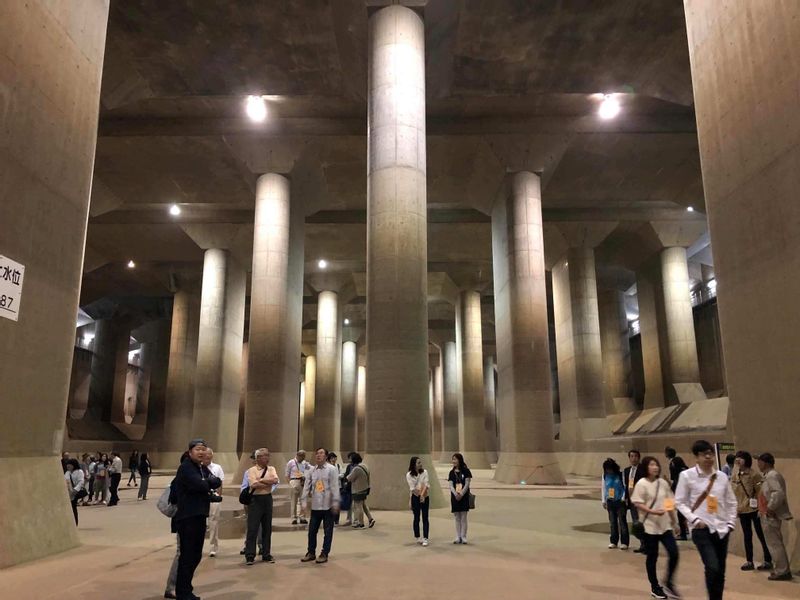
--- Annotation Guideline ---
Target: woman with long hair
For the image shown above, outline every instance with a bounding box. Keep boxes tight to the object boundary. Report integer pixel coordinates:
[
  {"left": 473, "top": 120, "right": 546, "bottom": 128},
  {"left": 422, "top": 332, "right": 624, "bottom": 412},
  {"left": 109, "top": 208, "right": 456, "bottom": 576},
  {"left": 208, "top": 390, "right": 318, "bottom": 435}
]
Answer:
[
  {"left": 64, "top": 458, "right": 85, "bottom": 525},
  {"left": 631, "top": 456, "right": 680, "bottom": 600},
  {"left": 602, "top": 457, "right": 629, "bottom": 549},
  {"left": 406, "top": 456, "right": 430, "bottom": 546},
  {"left": 138, "top": 452, "right": 152, "bottom": 500},
  {"left": 448, "top": 453, "right": 472, "bottom": 544},
  {"left": 127, "top": 449, "right": 139, "bottom": 486},
  {"left": 92, "top": 453, "right": 109, "bottom": 504},
  {"left": 732, "top": 450, "right": 772, "bottom": 571}
]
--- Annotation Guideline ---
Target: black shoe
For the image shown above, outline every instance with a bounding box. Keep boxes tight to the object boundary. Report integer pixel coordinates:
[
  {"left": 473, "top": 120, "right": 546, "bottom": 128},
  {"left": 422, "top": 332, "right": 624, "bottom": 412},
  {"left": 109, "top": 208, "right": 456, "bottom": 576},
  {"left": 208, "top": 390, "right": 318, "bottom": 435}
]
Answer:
[
  {"left": 741, "top": 561, "right": 755, "bottom": 571},
  {"left": 368, "top": 519, "right": 376, "bottom": 528},
  {"left": 315, "top": 553, "right": 328, "bottom": 564},
  {"left": 650, "top": 587, "right": 667, "bottom": 599},
  {"left": 301, "top": 552, "right": 316, "bottom": 562},
  {"left": 262, "top": 554, "right": 275, "bottom": 563},
  {"left": 240, "top": 549, "right": 246, "bottom": 555},
  {"left": 299, "top": 518, "right": 308, "bottom": 524},
  {"left": 291, "top": 518, "right": 298, "bottom": 525},
  {"left": 163, "top": 593, "right": 176, "bottom": 600},
  {"left": 662, "top": 582, "right": 682, "bottom": 599},
  {"left": 245, "top": 556, "right": 255, "bottom": 566},
  {"left": 768, "top": 572, "right": 793, "bottom": 581},
  {"left": 757, "top": 561, "right": 773, "bottom": 571}
]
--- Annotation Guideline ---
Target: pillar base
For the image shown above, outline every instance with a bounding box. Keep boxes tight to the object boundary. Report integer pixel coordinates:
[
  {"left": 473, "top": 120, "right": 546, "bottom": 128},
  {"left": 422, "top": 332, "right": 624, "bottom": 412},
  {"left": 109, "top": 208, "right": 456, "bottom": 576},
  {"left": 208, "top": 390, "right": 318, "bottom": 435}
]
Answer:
[
  {"left": 558, "top": 417, "right": 611, "bottom": 444},
  {"left": 208, "top": 451, "right": 240, "bottom": 478},
  {"left": 670, "top": 382, "right": 707, "bottom": 404},
  {"left": 363, "top": 453, "right": 446, "bottom": 510},
  {"left": 0, "top": 456, "right": 79, "bottom": 568},
  {"left": 494, "top": 452, "right": 566, "bottom": 485},
  {"left": 458, "top": 450, "right": 492, "bottom": 470}
]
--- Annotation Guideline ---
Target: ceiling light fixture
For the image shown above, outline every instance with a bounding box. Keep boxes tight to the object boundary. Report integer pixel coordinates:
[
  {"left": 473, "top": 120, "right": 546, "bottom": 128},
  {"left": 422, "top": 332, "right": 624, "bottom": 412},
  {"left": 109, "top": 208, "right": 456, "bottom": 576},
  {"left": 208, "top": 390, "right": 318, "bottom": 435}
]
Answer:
[
  {"left": 687, "top": 206, "right": 695, "bottom": 212},
  {"left": 127, "top": 260, "right": 136, "bottom": 269},
  {"left": 245, "top": 95, "right": 268, "bottom": 122},
  {"left": 169, "top": 204, "right": 181, "bottom": 216},
  {"left": 598, "top": 94, "right": 621, "bottom": 120},
  {"left": 318, "top": 259, "right": 328, "bottom": 269},
  {"left": 344, "top": 318, "right": 350, "bottom": 325}
]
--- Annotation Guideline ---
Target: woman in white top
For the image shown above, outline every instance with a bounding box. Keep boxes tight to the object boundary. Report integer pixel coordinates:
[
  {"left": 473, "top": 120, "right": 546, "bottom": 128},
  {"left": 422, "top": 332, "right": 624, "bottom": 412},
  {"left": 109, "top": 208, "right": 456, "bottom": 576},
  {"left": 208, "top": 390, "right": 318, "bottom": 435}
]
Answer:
[
  {"left": 64, "top": 458, "right": 86, "bottom": 525},
  {"left": 406, "top": 456, "right": 430, "bottom": 546},
  {"left": 631, "top": 456, "right": 680, "bottom": 600}
]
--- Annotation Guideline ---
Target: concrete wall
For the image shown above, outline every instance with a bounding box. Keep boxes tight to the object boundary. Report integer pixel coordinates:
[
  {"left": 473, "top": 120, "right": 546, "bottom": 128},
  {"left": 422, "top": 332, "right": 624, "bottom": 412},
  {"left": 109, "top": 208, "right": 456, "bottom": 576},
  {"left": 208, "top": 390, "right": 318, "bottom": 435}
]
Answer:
[
  {"left": 0, "top": 0, "right": 110, "bottom": 568},
  {"left": 693, "top": 300, "right": 726, "bottom": 394}
]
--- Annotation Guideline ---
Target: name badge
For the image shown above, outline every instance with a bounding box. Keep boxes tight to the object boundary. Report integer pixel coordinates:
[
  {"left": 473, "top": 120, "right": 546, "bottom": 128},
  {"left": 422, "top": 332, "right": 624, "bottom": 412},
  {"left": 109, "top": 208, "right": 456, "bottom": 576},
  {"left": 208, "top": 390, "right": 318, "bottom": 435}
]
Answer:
[
  {"left": 749, "top": 498, "right": 759, "bottom": 509},
  {"left": 706, "top": 494, "right": 718, "bottom": 514},
  {"left": 315, "top": 479, "right": 325, "bottom": 493},
  {"left": 608, "top": 488, "right": 616, "bottom": 499},
  {"left": 455, "top": 483, "right": 463, "bottom": 494},
  {"left": 663, "top": 498, "right": 675, "bottom": 511}
]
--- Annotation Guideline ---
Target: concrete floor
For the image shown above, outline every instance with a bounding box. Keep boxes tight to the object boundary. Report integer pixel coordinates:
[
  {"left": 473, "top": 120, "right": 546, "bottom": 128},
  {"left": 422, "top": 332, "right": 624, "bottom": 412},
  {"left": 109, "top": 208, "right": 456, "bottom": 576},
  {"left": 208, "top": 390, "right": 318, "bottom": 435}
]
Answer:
[{"left": 3, "top": 468, "right": 797, "bottom": 599}]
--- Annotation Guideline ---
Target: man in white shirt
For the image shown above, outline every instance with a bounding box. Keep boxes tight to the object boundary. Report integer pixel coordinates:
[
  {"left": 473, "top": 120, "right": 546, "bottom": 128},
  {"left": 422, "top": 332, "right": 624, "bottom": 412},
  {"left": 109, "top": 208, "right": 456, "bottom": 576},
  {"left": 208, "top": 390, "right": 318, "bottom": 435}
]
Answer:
[
  {"left": 107, "top": 452, "right": 124, "bottom": 506},
  {"left": 675, "top": 440, "right": 738, "bottom": 600},
  {"left": 204, "top": 449, "right": 225, "bottom": 558},
  {"left": 300, "top": 447, "right": 340, "bottom": 564},
  {"left": 285, "top": 450, "right": 309, "bottom": 525}
]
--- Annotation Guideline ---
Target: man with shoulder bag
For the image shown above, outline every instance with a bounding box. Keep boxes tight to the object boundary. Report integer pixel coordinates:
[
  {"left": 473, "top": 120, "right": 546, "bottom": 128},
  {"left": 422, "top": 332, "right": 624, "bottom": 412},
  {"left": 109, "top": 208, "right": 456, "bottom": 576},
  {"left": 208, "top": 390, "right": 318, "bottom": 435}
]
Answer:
[{"left": 242, "top": 448, "right": 280, "bottom": 565}]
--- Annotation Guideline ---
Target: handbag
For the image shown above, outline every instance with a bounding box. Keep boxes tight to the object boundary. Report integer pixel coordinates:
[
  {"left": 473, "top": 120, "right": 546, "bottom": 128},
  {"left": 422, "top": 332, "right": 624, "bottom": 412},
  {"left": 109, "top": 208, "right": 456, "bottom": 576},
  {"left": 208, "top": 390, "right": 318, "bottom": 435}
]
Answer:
[
  {"left": 239, "top": 467, "right": 268, "bottom": 506},
  {"left": 468, "top": 492, "right": 476, "bottom": 510},
  {"left": 157, "top": 482, "right": 177, "bottom": 518},
  {"left": 631, "top": 480, "right": 660, "bottom": 540}
]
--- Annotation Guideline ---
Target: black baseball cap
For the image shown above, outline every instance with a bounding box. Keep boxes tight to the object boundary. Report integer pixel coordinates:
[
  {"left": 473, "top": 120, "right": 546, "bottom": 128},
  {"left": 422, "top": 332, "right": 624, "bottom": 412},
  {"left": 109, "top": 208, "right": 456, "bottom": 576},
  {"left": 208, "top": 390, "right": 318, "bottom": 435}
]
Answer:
[
  {"left": 188, "top": 438, "right": 207, "bottom": 450},
  {"left": 757, "top": 452, "right": 775, "bottom": 466}
]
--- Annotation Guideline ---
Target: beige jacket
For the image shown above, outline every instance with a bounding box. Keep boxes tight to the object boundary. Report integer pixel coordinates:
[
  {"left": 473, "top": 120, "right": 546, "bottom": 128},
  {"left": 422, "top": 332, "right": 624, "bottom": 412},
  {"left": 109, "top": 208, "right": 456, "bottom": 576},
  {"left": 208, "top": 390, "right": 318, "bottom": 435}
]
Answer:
[
  {"left": 761, "top": 469, "right": 793, "bottom": 520},
  {"left": 731, "top": 468, "right": 762, "bottom": 514}
]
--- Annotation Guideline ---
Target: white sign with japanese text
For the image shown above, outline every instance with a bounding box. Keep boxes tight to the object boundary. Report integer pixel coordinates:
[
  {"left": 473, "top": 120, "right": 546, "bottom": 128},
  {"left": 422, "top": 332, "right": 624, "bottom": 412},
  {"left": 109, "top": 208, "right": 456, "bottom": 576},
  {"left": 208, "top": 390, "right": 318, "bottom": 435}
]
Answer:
[{"left": 0, "top": 255, "right": 26, "bottom": 322}]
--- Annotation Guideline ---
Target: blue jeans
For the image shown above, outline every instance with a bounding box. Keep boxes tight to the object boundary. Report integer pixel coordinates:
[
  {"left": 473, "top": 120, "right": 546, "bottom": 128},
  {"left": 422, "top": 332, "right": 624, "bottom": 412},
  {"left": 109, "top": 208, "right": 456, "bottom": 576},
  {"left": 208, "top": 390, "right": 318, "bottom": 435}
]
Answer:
[
  {"left": 607, "top": 499, "right": 629, "bottom": 545},
  {"left": 307, "top": 509, "right": 335, "bottom": 556}
]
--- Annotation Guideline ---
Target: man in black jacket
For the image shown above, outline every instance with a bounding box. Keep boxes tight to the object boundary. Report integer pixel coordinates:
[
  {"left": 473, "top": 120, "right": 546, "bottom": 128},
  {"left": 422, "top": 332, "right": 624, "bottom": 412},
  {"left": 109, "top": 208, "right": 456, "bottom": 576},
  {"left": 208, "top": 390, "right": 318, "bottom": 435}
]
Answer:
[
  {"left": 665, "top": 446, "right": 689, "bottom": 540},
  {"left": 622, "top": 449, "right": 645, "bottom": 553},
  {"left": 172, "top": 439, "right": 222, "bottom": 600}
]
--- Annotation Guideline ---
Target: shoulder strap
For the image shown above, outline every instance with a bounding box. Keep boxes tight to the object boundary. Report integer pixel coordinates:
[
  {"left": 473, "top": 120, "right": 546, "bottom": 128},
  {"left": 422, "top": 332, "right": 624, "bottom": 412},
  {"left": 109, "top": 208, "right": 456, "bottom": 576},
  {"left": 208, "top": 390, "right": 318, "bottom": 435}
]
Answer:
[
  {"left": 640, "top": 480, "right": 660, "bottom": 524},
  {"left": 691, "top": 472, "right": 717, "bottom": 512}
]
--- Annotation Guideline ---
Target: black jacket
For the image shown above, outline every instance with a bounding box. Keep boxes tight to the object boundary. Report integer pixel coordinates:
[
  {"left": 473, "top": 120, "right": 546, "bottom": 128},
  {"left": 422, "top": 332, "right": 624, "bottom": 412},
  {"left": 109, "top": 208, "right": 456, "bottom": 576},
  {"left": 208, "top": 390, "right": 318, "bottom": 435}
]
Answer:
[
  {"left": 623, "top": 464, "right": 645, "bottom": 505},
  {"left": 668, "top": 456, "right": 688, "bottom": 492},
  {"left": 173, "top": 459, "right": 221, "bottom": 522}
]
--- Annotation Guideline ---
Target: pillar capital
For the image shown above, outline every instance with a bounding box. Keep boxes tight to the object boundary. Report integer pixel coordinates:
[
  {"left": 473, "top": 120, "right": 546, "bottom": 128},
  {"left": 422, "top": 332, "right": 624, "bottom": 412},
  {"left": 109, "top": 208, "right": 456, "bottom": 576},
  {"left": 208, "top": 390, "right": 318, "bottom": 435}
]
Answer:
[{"left": 649, "top": 220, "right": 708, "bottom": 249}]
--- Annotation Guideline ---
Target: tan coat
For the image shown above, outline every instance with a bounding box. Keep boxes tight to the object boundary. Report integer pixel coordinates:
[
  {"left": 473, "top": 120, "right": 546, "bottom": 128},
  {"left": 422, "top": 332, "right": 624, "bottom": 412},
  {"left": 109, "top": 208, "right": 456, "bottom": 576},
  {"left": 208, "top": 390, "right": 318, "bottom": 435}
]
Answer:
[{"left": 731, "top": 468, "right": 762, "bottom": 514}]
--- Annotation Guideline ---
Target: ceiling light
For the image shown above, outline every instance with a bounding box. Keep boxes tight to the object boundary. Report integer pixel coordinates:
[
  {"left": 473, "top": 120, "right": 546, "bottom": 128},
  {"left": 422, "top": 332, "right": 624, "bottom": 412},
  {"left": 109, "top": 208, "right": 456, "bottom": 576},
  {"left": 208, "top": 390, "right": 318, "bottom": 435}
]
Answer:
[
  {"left": 169, "top": 204, "right": 181, "bottom": 216},
  {"left": 127, "top": 260, "right": 136, "bottom": 269},
  {"left": 598, "top": 94, "right": 621, "bottom": 120},
  {"left": 318, "top": 259, "right": 328, "bottom": 269},
  {"left": 687, "top": 206, "right": 695, "bottom": 212},
  {"left": 344, "top": 318, "right": 350, "bottom": 325},
  {"left": 245, "top": 95, "right": 267, "bottom": 122},
  {"left": 83, "top": 334, "right": 94, "bottom": 343}
]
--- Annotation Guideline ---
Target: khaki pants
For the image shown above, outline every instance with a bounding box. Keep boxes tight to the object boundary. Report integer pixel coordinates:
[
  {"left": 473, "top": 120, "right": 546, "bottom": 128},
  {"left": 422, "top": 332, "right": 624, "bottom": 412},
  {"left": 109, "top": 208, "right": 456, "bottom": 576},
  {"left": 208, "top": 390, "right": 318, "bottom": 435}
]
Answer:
[
  {"left": 352, "top": 498, "right": 373, "bottom": 526},
  {"left": 289, "top": 479, "right": 304, "bottom": 519},
  {"left": 760, "top": 515, "right": 790, "bottom": 576},
  {"left": 207, "top": 502, "right": 221, "bottom": 553}
]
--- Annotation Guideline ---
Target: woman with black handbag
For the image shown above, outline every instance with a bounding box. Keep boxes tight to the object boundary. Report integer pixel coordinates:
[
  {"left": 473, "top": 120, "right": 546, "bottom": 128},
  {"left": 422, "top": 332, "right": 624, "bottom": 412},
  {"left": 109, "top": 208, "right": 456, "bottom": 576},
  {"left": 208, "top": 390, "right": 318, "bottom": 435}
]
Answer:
[
  {"left": 631, "top": 456, "right": 681, "bottom": 599},
  {"left": 448, "top": 453, "right": 473, "bottom": 544}
]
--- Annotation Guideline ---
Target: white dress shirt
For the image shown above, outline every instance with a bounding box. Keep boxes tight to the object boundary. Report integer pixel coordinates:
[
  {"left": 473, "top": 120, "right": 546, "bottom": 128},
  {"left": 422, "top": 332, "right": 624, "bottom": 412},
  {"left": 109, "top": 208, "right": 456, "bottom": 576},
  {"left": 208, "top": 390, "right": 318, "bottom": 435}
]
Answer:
[
  {"left": 406, "top": 470, "right": 430, "bottom": 494},
  {"left": 675, "top": 465, "right": 738, "bottom": 537},
  {"left": 301, "top": 463, "right": 340, "bottom": 511},
  {"left": 207, "top": 461, "right": 225, "bottom": 483}
]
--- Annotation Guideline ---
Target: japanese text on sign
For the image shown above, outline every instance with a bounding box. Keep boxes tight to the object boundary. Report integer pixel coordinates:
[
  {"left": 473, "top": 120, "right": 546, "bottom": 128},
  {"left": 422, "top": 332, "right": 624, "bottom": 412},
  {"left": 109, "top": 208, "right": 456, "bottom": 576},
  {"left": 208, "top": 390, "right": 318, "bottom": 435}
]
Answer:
[{"left": 0, "top": 255, "right": 26, "bottom": 322}]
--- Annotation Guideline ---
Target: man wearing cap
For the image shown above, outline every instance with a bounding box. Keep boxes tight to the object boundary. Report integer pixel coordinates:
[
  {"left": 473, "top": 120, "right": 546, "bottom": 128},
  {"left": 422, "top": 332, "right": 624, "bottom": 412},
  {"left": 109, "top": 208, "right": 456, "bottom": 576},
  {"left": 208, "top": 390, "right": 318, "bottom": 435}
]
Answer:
[
  {"left": 172, "top": 439, "right": 222, "bottom": 600},
  {"left": 285, "top": 450, "right": 310, "bottom": 525},
  {"left": 757, "top": 452, "right": 794, "bottom": 581}
]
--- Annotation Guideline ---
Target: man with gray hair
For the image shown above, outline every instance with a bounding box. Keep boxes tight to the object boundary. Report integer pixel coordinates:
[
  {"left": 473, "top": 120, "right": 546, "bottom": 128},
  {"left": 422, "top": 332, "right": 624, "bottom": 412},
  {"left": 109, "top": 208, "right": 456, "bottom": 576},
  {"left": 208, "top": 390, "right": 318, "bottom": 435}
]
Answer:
[
  {"left": 204, "top": 448, "right": 225, "bottom": 558},
  {"left": 244, "top": 448, "right": 279, "bottom": 565},
  {"left": 285, "top": 450, "right": 310, "bottom": 525}
]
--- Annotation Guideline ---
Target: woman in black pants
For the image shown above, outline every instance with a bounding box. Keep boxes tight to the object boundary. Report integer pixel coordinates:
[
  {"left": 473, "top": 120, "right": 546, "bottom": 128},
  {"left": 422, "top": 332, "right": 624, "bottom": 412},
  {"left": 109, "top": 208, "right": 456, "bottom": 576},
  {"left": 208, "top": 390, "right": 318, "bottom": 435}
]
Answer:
[
  {"left": 406, "top": 456, "right": 430, "bottom": 546},
  {"left": 732, "top": 451, "right": 772, "bottom": 570}
]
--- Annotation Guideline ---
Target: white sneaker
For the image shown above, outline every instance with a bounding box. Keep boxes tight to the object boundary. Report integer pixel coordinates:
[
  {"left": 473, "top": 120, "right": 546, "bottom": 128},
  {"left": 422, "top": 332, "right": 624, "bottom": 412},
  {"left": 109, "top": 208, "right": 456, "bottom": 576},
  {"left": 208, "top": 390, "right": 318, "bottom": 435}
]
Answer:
[
  {"left": 422, "top": 539, "right": 429, "bottom": 547},
  {"left": 608, "top": 543, "right": 617, "bottom": 549},
  {"left": 620, "top": 544, "right": 629, "bottom": 550},
  {"left": 209, "top": 551, "right": 216, "bottom": 558},
  {"left": 461, "top": 539, "right": 468, "bottom": 545},
  {"left": 415, "top": 537, "right": 422, "bottom": 545}
]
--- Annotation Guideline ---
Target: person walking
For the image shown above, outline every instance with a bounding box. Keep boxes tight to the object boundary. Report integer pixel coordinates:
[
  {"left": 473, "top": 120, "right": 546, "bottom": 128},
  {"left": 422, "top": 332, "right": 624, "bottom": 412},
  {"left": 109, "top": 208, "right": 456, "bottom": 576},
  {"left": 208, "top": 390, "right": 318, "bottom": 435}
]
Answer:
[
  {"left": 347, "top": 453, "right": 375, "bottom": 529},
  {"left": 448, "top": 453, "right": 472, "bottom": 544},
  {"left": 340, "top": 452, "right": 354, "bottom": 526},
  {"left": 300, "top": 447, "right": 340, "bottom": 564},
  {"left": 164, "top": 452, "right": 189, "bottom": 600},
  {"left": 107, "top": 451, "right": 123, "bottom": 506},
  {"left": 127, "top": 450, "right": 139, "bottom": 487},
  {"left": 624, "top": 449, "right": 646, "bottom": 553},
  {"left": 285, "top": 450, "right": 309, "bottom": 525},
  {"left": 244, "top": 448, "right": 279, "bottom": 565},
  {"left": 631, "top": 456, "right": 681, "bottom": 599},
  {"left": 172, "top": 439, "right": 222, "bottom": 600},
  {"left": 64, "top": 458, "right": 86, "bottom": 525},
  {"left": 204, "top": 449, "right": 225, "bottom": 558},
  {"left": 407, "top": 456, "right": 430, "bottom": 546},
  {"left": 665, "top": 447, "right": 689, "bottom": 540},
  {"left": 675, "top": 440, "right": 737, "bottom": 600},
  {"left": 138, "top": 452, "right": 152, "bottom": 500},
  {"left": 731, "top": 451, "right": 772, "bottom": 571},
  {"left": 92, "top": 453, "right": 109, "bottom": 505},
  {"left": 602, "top": 458, "right": 629, "bottom": 550},
  {"left": 757, "top": 453, "right": 793, "bottom": 581}
]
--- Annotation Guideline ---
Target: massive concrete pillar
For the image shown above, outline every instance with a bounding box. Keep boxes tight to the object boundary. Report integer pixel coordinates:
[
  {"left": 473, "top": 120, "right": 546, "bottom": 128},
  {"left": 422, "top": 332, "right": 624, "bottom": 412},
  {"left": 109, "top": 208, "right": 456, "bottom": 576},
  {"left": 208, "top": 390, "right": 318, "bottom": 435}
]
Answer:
[
  {"left": 301, "top": 355, "right": 316, "bottom": 451},
  {"left": 238, "top": 173, "right": 304, "bottom": 481},
  {"left": 433, "top": 362, "right": 444, "bottom": 456},
  {"left": 141, "top": 319, "right": 171, "bottom": 446},
  {"left": 483, "top": 355, "right": 498, "bottom": 461},
  {"left": 457, "top": 290, "right": 490, "bottom": 468},
  {"left": 87, "top": 318, "right": 130, "bottom": 424},
  {"left": 190, "top": 249, "right": 246, "bottom": 473},
  {"left": 491, "top": 172, "right": 564, "bottom": 484},
  {"left": 0, "top": 0, "right": 109, "bottom": 567},
  {"left": 598, "top": 289, "right": 634, "bottom": 414},
  {"left": 314, "top": 291, "right": 341, "bottom": 450},
  {"left": 340, "top": 340, "right": 358, "bottom": 453},
  {"left": 659, "top": 246, "right": 702, "bottom": 403},
  {"left": 365, "top": 5, "right": 442, "bottom": 508},
  {"left": 684, "top": 1, "right": 800, "bottom": 524},
  {"left": 356, "top": 365, "right": 366, "bottom": 451},
  {"left": 160, "top": 287, "right": 201, "bottom": 467},
  {"left": 441, "top": 340, "right": 461, "bottom": 461},
  {"left": 636, "top": 266, "right": 665, "bottom": 409}
]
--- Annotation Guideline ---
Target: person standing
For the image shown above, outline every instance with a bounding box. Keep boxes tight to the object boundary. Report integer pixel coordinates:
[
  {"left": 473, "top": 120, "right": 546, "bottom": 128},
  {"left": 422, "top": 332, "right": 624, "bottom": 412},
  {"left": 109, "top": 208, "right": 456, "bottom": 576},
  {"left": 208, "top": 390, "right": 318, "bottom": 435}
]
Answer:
[
  {"left": 138, "top": 452, "right": 152, "bottom": 500},
  {"left": 172, "top": 439, "right": 221, "bottom": 600},
  {"left": 448, "top": 453, "right": 472, "bottom": 544},
  {"left": 601, "top": 458, "right": 629, "bottom": 550},
  {"left": 244, "top": 448, "right": 279, "bottom": 565},
  {"left": 624, "top": 449, "right": 646, "bottom": 553},
  {"left": 204, "top": 449, "right": 225, "bottom": 558},
  {"left": 107, "top": 451, "right": 123, "bottom": 506},
  {"left": 300, "top": 447, "right": 340, "bottom": 564},
  {"left": 92, "top": 453, "right": 109, "bottom": 505},
  {"left": 127, "top": 450, "right": 139, "bottom": 487},
  {"left": 406, "top": 456, "right": 430, "bottom": 546},
  {"left": 665, "top": 447, "right": 689, "bottom": 540},
  {"left": 675, "top": 440, "right": 737, "bottom": 600},
  {"left": 347, "top": 453, "right": 375, "bottom": 529},
  {"left": 285, "top": 450, "right": 309, "bottom": 525},
  {"left": 757, "top": 453, "right": 793, "bottom": 581},
  {"left": 327, "top": 452, "right": 342, "bottom": 525},
  {"left": 64, "top": 458, "right": 86, "bottom": 525},
  {"left": 83, "top": 454, "right": 95, "bottom": 506},
  {"left": 631, "top": 456, "right": 681, "bottom": 600},
  {"left": 61, "top": 451, "right": 71, "bottom": 473},
  {"left": 722, "top": 454, "right": 735, "bottom": 478},
  {"left": 340, "top": 453, "right": 355, "bottom": 526},
  {"left": 731, "top": 451, "right": 772, "bottom": 571}
]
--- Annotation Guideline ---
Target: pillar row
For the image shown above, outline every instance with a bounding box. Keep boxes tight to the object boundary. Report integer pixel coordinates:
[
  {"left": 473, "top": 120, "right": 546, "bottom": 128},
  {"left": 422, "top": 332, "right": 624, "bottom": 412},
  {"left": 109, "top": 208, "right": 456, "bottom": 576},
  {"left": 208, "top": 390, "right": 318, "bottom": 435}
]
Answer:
[
  {"left": 340, "top": 340, "right": 358, "bottom": 453},
  {"left": 483, "top": 355, "right": 498, "bottom": 461},
  {"left": 441, "top": 340, "right": 460, "bottom": 461},
  {"left": 458, "top": 290, "right": 490, "bottom": 468},
  {"left": 314, "top": 291, "right": 341, "bottom": 451}
]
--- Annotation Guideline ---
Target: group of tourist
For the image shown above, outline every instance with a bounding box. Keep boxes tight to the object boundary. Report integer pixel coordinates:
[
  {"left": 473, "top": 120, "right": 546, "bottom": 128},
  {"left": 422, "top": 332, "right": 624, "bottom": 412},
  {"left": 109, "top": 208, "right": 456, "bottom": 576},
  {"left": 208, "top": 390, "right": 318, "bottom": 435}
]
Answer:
[
  {"left": 601, "top": 440, "right": 793, "bottom": 600},
  {"left": 61, "top": 449, "right": 153, "bottom": 524}
]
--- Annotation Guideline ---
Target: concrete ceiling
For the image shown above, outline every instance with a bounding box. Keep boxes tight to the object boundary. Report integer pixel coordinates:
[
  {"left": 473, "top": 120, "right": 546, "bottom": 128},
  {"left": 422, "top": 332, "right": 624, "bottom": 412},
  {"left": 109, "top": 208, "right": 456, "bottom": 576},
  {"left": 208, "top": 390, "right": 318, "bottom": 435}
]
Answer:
[{"left": 85, "top": 0, "right": 710, "bottom": 332}]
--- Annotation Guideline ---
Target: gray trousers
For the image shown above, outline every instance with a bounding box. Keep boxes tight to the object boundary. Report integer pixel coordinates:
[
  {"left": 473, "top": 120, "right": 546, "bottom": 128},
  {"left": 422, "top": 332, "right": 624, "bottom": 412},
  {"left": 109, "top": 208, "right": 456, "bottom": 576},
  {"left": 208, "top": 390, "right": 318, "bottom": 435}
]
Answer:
[
  {"left": 761, "top": 515, "right": 790, "bottom": 575},
  {"left": 454, "top": 511, "right": 468, "bottom": 541},
  {"left": 165, "top": 534, "right": 180, "bottom": 594},
  {"left": 245, "top": 494, "right": 273, "bottom": 558}
]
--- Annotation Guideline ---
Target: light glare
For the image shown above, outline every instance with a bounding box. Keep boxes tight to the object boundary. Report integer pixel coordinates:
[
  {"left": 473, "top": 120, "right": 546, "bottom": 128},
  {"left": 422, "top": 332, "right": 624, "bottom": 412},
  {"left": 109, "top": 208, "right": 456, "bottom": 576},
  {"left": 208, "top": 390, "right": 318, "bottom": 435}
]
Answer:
[
  {"left": 344, "top": 318, "right": 350, "bottom": 325},
  {"left": 318, "top": 259, "right": 328, "bottom": 269},
  {"left": 687, "top": 206, "right": 695, "bottom": 212},
  {"left": 127, "top": 260, "right": 136, "bottom": 269},
  {"left": 246, "top": 95, "right": 267, "bottom": 122},
  {"left": 598, "top": 94, "right": 621, "bottom": 120},
  {"left": 169, "top": 204, "right": 181, "bottom": 216}
]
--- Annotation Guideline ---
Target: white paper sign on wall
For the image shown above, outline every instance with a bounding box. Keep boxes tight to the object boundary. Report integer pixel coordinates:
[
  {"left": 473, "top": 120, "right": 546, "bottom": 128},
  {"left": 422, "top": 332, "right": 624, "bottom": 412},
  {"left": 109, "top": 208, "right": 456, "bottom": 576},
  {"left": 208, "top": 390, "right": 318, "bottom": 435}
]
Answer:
[{"left": 0, "top": 254, "right": 26, "bottom": 322}]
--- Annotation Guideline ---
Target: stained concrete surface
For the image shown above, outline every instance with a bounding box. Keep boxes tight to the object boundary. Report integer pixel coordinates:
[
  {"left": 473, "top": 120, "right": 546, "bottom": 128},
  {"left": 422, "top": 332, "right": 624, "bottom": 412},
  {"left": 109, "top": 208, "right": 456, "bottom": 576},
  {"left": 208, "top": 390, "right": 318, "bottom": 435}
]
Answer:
[{"left": 4, "top": 467, "right": 796, "bottom": 600}]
